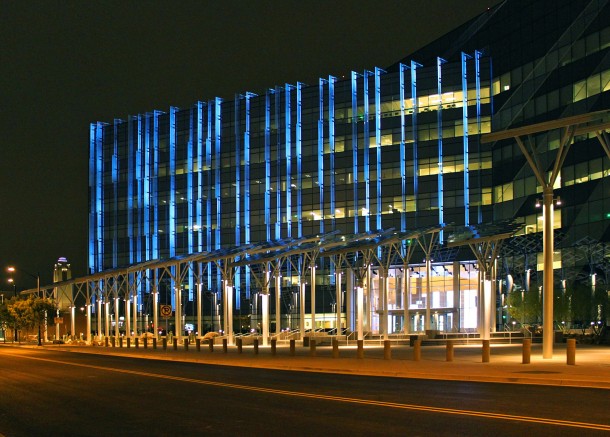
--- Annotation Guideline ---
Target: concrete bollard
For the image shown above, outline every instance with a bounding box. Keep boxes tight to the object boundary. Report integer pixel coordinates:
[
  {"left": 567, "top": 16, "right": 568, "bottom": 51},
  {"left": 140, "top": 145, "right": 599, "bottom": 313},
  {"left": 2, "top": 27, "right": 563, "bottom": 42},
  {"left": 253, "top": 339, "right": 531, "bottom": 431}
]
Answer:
[
  {"left": 253, "top": 338, "right": 259, "bottom": 355},
  {"left": 173, "top": 338, "right": 178, "bottom": 350},
  {"left": 144, "top": 338, "right": 148, "bottom": 349},
  {"left": 446, "top": 340, "right": 454, "bottom": 362},
  {"left": 105, "top": 337, "right": 109, "bottom": 347},
  {"left": 135, "top": 338, "right": 139, "bottom": 349},
  {"left": 332, "top": 339, "right": 339, "bottom": 358},
  {"left": 236, "top": 338, "right": 242, "bottom": 354},
  {"left": 310, "top": 339, "right": 317, "bottom": 357},
  {"left": 357, "top": 339, "right": 364, "bottom": 359},
  {"left": 162, "top": 338, "right": 167, "bottom": 350},
  {"left": 209, "top": 338, "right": 215, "bottom": 352},
  {"left": 289, "top": 339, "right": 295, "bottom": 356},
  {"left": 127, "top": 338, "right": 131, "bottom": 348},
  {"left": 119, "top": 337, "right": 123, "bottom": 348},
  {"left": 522, "top": 338, "right": 531, "bottom": 364},
  {"left": 271, "top": 338, "right": 277, "bottom": 356},
  {"left": 384, "top": 340, "right": 391, "bottom": 360},
  {"left": 413, "top": 339, "right": 421, "bottom": 361},
  {"left": 196, "top": 338, "right": 201, "bottom": 352},
  {"left": 222, "top": 338, "right": 227, "bottom": 353},
  {"left": 111, "top": 337, "right": 115, "bottom": 348},
  {"left": 184, "top": 338, "right": 189, "bottom": 351},
  {"left": 482, "top": 339, "right": 490, "bottom": 363},
  {"left": 153, "top": 338, "right": 157, "bottom": 350},
  {"left": 567, "top": 338, "right": 576, "bottom": 365}
]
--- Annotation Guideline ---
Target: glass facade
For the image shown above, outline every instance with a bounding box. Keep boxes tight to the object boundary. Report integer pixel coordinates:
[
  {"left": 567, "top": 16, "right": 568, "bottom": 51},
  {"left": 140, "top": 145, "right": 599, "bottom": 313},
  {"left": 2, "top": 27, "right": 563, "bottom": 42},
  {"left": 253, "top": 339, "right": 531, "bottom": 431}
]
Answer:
[{"left": 89, "top": 0, "right": 610, "bottom": 335}]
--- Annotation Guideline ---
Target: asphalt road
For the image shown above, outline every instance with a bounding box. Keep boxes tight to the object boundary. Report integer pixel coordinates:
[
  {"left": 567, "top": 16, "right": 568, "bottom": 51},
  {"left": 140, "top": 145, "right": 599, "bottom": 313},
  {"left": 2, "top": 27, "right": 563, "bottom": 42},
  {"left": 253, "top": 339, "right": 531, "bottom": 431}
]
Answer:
[{"left": 0, "top": 346, "right": 609, "bottom": 436}]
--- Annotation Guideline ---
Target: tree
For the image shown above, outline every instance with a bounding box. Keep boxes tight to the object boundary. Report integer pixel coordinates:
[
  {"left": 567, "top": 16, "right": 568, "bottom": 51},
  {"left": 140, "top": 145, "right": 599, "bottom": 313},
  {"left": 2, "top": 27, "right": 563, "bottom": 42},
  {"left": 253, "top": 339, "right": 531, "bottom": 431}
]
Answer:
[{"left": 7, "top": 296, "right": 55, "bottom": 344}]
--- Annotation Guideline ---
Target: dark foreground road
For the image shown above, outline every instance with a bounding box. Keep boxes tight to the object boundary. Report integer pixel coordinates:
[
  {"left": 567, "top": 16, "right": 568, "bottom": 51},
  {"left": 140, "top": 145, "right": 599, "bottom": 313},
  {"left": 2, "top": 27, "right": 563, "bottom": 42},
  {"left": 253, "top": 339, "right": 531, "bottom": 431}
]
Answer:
[{"left": 0, "top": 346, "right": 608, "bottom": 436}]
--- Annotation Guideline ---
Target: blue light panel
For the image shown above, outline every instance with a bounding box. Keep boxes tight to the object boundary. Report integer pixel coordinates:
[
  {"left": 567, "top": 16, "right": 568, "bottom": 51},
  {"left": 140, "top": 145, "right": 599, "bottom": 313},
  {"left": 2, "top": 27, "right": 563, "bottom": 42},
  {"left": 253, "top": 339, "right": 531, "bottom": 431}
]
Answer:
[
  {"left": 399, "top": 64, "right": 408, "bottom": 232},
  {"left": 437, "top": 57, "right": 447, "bottom": 241},
  {"left": 196, "top": 101, "right": 204, "bottom": 253},
  {"left": 296, "top": 82, "right": 303, "bottom": 238},
  {"left": 318, "top": 78, "right": 327, "bottom": 234},
  {"left": 265, "top": 90, "right": 273, "bottom": 241},
  {"left": 351, "top": 71, "right": 360, "bottom": 234},
  {"left": 152, "top": 110, "right": 161, "bottom": 260},
  {"left": 169, "top": 107, "right": 177, "bottom": 258},
  {"left": 144, "top": 115, "right": 151, "bottom": 260},
  {"left": 285, "top": 84, "right": 293, "bottom": 238},
  {"left": 112, "top": 120, "right": 121, "bottom": 268},
  {"left": 411, "top": 61, "right": 422, "bottom": 226},
  {"left": 461, "top": 52, "right": 472, "bottom": 226},
  {"left": 329, "top": 75, "right": 336, "bottom": 231},
  {"left": 363, "top": 70, "right": 371, "bottom": 232},
  {"left": 374, "top": 67, "right": 385, "bottom": 231}
]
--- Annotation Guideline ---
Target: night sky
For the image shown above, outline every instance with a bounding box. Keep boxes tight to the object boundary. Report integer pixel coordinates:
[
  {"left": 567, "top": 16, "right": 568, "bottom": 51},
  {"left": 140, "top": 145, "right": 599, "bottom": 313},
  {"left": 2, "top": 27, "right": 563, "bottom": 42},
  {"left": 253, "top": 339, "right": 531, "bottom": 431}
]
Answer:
[{"left": 1, "top": 0, "right": 501, "bottom": 289}]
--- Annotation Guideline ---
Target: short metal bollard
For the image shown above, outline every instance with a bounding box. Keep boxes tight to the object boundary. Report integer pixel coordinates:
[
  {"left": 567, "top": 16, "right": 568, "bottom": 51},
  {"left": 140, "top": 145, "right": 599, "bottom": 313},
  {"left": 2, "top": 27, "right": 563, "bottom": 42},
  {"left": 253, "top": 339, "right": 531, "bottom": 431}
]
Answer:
[
  {"left": 196, "top": 338, "right": 201, "bottom": 352},
  {"left": 332, "top": 339, "right": 339, "bottom": 358},
  {"left": 289, "top": 339, "right": 295, "bottom": 356},
  {"left": 222, "top": 338, "right": 227, "bottom": 353},
  {"left": 184, "top": 338, "right": 189, "bottom": 351},
  {"left": 153, "top": 338, "right": 157, "bottom": 349},
  {"left": 135, "top": 338, "right": 139, "bottom": 349},
  {"left": 162, "top": 338, "right": 167, "bottom": 350},
  {"left": 144, "top": 338, "right": 148, "bottom": 349},
  {"left": 253, "top": 338, "right": 259, "bottom": 355},
  {"left": 236, "top": 337, "right": 242, "bottom": 354},
  {"left": 522, "top": 338, "right": 531, "bottom": 364},
  {"left": 482, "top": 339, "right": 490, "bottom": 363},
  {"left": 310, "top": 339, "right": 317, "bottom": 357},
  {"left": 383, "top": 340, "right": 391, "bottom": 360},
  {"left": 413, "top": 339, "right": 421, "bottom": 361},
  {"left": 271, "top": 338, "right": 277, "bottom": 356},
  {"left": 567, "top": 338, "right": 576, "bottom": 365},
  {"left": 357, "top": 339, "right": 364, "bottom": 359},
  {"left": 119, "top": 337, "right": 123, "bottom": 348},
  {"left": 173, "top": 338, "right": 178, "bottom": 350},
  {"left": 446, "top": 340, "right": 454, "bottom": 362},
  {"left": 209, "top": 338, "right": 215, "bottom": 352},
  {"left": 111, "top": 337, "right": 115, "bottom": 348},
  {"left": 127, "top": 338, "right": 131, "bottom": 348},
  {"left": 105, "top": 337, "right": 109, "bottom": 347}
]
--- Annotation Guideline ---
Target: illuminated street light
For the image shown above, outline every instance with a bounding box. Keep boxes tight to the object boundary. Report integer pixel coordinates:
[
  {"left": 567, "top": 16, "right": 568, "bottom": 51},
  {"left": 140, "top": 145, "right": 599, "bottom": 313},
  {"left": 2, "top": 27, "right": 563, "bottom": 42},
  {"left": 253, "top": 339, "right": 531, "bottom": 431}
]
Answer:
[{"left": 7, "top": 266, "right": 42, "bottom": 346}]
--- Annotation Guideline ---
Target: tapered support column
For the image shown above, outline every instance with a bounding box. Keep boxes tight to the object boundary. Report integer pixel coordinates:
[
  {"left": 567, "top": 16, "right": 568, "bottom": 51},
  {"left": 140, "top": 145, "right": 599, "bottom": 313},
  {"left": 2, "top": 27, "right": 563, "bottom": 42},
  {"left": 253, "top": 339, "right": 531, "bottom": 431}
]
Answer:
[
  {"left": 132, "top": 291, "right": 138, "bottom": 337},
  {"left": 403, "top": 265, "right": 410, "bottom": 333},
  {"left": 310, "top": 265, "right": 316, "bottom": 331},
  {"left": 114, "top": 298, "right": 120, "bottom": 339},
  {"left": 104, "top": 302, "right": 110, "bottom": 338},
  {"left": 97, "top": 298, "right": 102, "bottom": 339},
  {"left": 357, "top": 280, "right": 364, "bottom": 341},
  {"left": 224, "top": 280, "right": 234, "bottom": 345},
  {"left": 175, "top": 283, "right": 182, "bottom": 342},
  {"left": 542, "top": 189, "right": 555, "bottom": 358},
  {"left": 125, "top": 298, "right": 131, "bottom": 336},
  {"left": 425, "top": 257, "right": 432, "bottom": 330},
  {"left": 299, "top": 281, "right": 306, "bottom": 338},
  {"left": 335, "top": 272, "right": 342, "bottom": 333},
  {"left": 70, "top": 306, "right": 75, "bottom": 340},
  {"left": 153, "top": 270, "right": 159, "bottom": 338},
  {"left": 275, "top": 271, "right": 281, "bottom": 335},
  {"left": 346, "top": 270, "right": 353, "bottom": 331},
  {"left": 197, "top": 282, "right": 202, "bottom": 338},
  {"left": 480, "top": 271, "right": 491, "bottom": 341},
  {"left": 86, "top": 304, "right": 92, "bottom": 344},
  {"left": 261, "top": 292, "right": 269, "bottom": 346},
  {"left": 380, "top": 268, "right": 388, "bottom": 339}
]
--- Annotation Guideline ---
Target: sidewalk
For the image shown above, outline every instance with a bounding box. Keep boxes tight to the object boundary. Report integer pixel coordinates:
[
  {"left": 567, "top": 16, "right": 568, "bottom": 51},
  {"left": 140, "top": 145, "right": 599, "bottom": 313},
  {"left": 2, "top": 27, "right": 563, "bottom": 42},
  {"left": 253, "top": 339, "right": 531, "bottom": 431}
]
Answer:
[{"left": 21, "top": 340, "right": 610, "bottom": 389}]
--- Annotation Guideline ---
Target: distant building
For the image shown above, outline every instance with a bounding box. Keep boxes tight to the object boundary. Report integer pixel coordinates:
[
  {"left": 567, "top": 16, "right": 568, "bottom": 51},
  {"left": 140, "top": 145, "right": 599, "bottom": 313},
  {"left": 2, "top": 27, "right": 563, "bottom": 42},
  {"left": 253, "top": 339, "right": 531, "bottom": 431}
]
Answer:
[{"left": 88, "top": 0, "right": 610, "bottom": 335}]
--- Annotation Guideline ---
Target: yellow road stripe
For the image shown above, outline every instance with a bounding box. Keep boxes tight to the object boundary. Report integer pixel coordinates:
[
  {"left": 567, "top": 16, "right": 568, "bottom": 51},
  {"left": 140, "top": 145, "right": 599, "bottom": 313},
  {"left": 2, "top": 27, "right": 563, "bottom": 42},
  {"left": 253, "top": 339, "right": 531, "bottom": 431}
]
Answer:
[{"left": 6, "top": 351, "right": 610, "bottom": 431}]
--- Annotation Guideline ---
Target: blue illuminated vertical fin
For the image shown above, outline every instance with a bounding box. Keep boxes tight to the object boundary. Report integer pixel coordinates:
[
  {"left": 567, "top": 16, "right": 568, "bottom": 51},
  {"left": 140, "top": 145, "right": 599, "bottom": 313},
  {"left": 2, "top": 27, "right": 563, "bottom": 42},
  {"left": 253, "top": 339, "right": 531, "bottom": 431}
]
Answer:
[
  {"left": 296, "top": 82, "right": 303, "bottom": 238},
  {"left": 374, "top": 67, "right": 385, "bottom": 231},
  {"left": 351, "top": 71, "right": 359, "bottom": 234},
  {"left": 143, "top": 115, "right": 151, "bottom": 260},
  {"left": 475, "top": 50, "right": 483, "bottom": 224},
  {"left": 214, "top": 98, "right": 222, "bottom": 250},
  {"left": 206, "top": 102, "right": 213, "bottom": 287},
  {"left": 329, "top": 75, "right": 336, "bottom": 232},
  {"left": 214, "top": 97, "right": 223, "bottom": 294},
  {"left": 234, "top": 95, "right": 241, "bottom": 248},
  {"left": 187, "top": 108, "right": 194, "bottom": 257},
  {"left": 244, "top": 91, "right": 255, "bottom": 303},
  {"left": 152, "top": 110, "right": 161, "bottom": 260},
  {"left": 437, "top": 57, "right": 447, "bottom": 241},
  {"left": 169, "top": 106, "right": 177, "bottom": 258},
  {"left": 89, "top": 123, "right": 102, "bottom": 272},
  {"left": 318, "top": 77, "right": 327, "bottom": 235},
  {"left": 136, "top": 115, "right": 143, "bottom": 262},
  {"left": 411, "top": 61, "right": 422, "bottom": 227},
  {"left": 399, "top": 64, "right": 408, "bottom": 232},
  {"left": 196, "top": 101, "right": 204, "bottom": 253},
  {"left": 275, "top": 87, "right": 281, "bottom": 240},
  {"left": 363, "top": 70, "right": 371, "bottom": 232},
  {"left": 265, "top": 90, "right": 272, "bottom": 241},
  {"left": 127, "top": 116, "right": 135, "bottom": 265},
  {"left": 112, "top": 119, "right": 121, "bottom": 268},
  {"left": 234, "top": 94, "right": 241, "bottom": 309},
  {"left": 285, "top": 84, "right": 292, "bottom": 238},
  {"left": 462, "top": 52, "right": 472, "bottom": 227}
]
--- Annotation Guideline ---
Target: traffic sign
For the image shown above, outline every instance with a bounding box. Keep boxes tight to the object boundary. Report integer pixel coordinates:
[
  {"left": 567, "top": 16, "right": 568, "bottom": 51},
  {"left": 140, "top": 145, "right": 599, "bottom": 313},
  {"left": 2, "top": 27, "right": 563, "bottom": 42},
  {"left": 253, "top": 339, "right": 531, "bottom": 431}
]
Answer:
[{"left": 160, "top": 304, "right": 173, "bottom": 319}]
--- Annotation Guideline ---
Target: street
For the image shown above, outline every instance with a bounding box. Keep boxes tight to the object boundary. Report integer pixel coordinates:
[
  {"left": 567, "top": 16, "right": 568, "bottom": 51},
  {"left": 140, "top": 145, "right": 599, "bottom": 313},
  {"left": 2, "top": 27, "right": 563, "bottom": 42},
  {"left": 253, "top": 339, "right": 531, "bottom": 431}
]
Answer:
[{"left": 0, "top": 346, "right": 608, "bottom": 436}]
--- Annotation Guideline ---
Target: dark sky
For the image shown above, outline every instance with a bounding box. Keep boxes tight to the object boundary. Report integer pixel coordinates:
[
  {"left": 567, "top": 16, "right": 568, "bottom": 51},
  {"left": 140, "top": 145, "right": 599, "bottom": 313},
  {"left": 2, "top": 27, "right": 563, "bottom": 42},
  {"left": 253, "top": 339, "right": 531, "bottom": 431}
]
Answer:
[{"left": 0, "top": 0, "right": 502, "bottom": 289}]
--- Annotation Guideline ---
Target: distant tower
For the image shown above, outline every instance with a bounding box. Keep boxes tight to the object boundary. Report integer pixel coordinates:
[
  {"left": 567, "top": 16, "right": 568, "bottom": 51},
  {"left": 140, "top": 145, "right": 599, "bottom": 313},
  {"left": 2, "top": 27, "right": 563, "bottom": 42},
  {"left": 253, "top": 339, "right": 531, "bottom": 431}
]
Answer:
[{"left": 54, "top": 257, "right": 73, "bottom": 311}]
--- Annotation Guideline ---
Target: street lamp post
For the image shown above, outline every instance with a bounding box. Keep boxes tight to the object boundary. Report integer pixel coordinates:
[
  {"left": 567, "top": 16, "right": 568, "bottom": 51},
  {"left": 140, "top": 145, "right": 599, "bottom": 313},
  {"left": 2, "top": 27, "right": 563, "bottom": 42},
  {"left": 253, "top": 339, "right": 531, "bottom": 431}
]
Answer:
[{"left": 7, "top": 266, "right": 42, "bottom": 346}]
